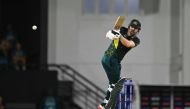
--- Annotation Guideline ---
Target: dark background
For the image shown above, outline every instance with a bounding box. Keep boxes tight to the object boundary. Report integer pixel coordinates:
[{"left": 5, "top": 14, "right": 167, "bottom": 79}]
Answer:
[
  {"left": 0, "top": 70, "right": 58, "bottom": 102},
  {"left": 0, "top": 0, "right": 48, "bottom": 66},
  {"left": 0, "top": 0, "right": 54, "bottom": 104}
]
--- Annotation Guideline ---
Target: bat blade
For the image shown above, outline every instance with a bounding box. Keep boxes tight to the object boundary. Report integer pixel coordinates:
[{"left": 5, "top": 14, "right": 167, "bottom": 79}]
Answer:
[
  {"left": 113, "top": 16, "right": 125, "bottom": 49},
  {"left": 114, "top": 16, "right": 125, "bottom": 30}
]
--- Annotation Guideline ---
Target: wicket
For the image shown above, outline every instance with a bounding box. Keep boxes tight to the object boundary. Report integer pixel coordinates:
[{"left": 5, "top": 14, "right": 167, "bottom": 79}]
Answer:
[{"left": 118, "top": 79, "right": 133, "bottom": 109}]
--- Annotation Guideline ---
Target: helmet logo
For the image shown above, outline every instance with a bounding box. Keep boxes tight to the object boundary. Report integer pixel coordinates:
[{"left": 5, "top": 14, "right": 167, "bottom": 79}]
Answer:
[{"left": 133, "top": 21, "right": 138, "bottom": 25}]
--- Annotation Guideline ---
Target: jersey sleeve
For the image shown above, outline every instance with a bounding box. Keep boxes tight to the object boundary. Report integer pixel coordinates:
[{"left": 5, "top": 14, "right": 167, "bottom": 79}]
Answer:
[
  {"left": 132, "top": 37, "right": 140, "bottom": 46},
  {"left": 120, "top": 27, "right": 127, "bottom": 36}
]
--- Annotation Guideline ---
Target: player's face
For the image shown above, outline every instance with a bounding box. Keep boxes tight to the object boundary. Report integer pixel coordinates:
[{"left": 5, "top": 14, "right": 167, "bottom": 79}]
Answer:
[{"left": 128, "top": 25, "right": 140, "bottom": 36}]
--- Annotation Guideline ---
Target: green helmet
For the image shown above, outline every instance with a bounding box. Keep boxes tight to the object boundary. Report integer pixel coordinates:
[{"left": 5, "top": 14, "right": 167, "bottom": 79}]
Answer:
[{"left": 129, "top": 19, "right": 141, "bottom": 30}]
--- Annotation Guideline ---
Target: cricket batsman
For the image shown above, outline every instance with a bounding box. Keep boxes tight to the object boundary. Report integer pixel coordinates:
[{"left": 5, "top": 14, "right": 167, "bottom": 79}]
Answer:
[{"left": 98, "top": 19, "right": 141, "bottom": 109}]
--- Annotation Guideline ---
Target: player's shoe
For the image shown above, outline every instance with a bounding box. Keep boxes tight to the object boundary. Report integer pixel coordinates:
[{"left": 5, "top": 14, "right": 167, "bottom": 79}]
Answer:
[
  {"left": 105, "top": 77, "right": 126, "bottom": 109},
  {"left": 98, "top": 104, "right": 105, "bottom": 109}
]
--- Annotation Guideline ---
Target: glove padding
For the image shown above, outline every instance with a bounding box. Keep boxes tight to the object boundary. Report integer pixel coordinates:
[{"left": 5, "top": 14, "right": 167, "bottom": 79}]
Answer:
[
  {"left": 111, "top": 30, "right": 120, "bottom": 35},
  {"left": 106, "top": 30, "right": 121, "bottom": 40}
]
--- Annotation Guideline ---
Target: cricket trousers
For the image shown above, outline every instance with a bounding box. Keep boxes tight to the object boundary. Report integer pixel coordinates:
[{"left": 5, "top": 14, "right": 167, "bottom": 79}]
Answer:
[{"left": 101, "top": 55, "right": 121, "bottom": 84}]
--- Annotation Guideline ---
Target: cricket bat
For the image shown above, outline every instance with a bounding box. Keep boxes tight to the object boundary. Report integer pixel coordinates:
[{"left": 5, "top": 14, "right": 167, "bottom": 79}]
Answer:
[{"left": 113, "top": 16, "right": 125, "bottom": 49}]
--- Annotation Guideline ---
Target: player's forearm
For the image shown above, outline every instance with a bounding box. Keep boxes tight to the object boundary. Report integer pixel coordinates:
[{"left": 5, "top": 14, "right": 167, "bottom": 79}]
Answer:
[{"left": 120, "top": 36, "right": 135, "bottom": 48}]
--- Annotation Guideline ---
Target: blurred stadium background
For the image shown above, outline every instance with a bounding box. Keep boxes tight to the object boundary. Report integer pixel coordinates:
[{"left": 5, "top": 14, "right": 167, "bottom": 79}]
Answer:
[{"left": 0, "top": 0, "right": 190, "bottom": 109}]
